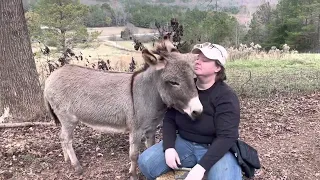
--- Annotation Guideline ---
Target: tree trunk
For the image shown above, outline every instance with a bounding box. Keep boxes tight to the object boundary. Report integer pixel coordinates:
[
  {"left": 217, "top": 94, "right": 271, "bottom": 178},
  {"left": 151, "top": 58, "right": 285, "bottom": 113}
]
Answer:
[
  {"left": 318, "top": 14, "right": 320, "bottom": 51},
  {"left": 215, "top": 0, "right": 218, "bottom": 12},
  {"left": 0, "top": 0, "right": 46, "bottom": 122},
  {"left": 58, "top": 0, "right": 66, "bottom": 52},
  {"left": 61, "top": 29, "right": 66, "bottom": 51}
]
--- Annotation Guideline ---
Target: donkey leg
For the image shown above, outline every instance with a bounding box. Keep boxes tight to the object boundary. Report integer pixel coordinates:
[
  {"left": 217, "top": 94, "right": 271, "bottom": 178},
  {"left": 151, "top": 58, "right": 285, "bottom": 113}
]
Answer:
[
  {"left": 59, "top": 122, "right": 70, "bottom": 162},
  {"left": 129, "top": 131, "right": 143, "bottom": 180},
  {"left": 61, "top": 123, "right": 83, "bottom": 175},
  {"left": 145, "top": 129, "right": 156, "bottom": 148},
  {"left": 60, "top": 130, "right": 70, "bottom": 162}
]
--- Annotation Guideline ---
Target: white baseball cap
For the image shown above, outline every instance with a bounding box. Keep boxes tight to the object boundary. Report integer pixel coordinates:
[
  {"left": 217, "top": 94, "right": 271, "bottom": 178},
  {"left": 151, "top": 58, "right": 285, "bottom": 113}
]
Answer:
[{"left": 191, "top": 42, "right": 228, "bottom": 67}]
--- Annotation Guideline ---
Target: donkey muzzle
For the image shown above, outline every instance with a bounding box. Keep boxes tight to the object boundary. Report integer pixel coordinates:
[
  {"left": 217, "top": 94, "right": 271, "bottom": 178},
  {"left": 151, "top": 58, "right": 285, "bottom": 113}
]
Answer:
[{"left": 183, "top": 96, "right": 203, "bottom": 120}]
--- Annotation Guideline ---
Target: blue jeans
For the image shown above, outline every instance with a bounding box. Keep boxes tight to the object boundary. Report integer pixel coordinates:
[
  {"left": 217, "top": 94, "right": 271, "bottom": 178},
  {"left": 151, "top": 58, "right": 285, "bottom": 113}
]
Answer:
[{"left": 138, "top": 135, "right": 242, "bottom": 180}]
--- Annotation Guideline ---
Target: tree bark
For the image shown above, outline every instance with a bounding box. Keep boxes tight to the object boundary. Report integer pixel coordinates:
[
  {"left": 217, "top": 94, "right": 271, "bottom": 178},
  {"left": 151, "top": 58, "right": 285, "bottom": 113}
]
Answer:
[
  {"left": 318, "top": 14, "right": 320, "bottom": 50},
  {"left": 0, "top": 0, "right": 46, "bottom": 122},
  {"left": 61, "top": 29, "right": 66, "bottom": 51}
]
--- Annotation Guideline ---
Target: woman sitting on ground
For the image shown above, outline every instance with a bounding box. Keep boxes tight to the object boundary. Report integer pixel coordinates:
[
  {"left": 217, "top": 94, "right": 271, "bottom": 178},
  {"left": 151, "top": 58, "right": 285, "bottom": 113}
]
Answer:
[{"left": 138, "top": 42, "right": 242, "bottom": 180}]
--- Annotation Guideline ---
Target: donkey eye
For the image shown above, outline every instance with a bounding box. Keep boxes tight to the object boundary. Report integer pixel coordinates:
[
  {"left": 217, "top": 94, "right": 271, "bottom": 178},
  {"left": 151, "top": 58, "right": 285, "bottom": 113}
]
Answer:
[{"left": 168, "top": 81, "right": 180, "bottom": 86}]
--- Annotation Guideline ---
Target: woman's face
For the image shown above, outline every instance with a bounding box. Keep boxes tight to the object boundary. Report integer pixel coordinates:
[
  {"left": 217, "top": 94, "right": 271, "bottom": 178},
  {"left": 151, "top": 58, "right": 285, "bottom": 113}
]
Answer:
[{"left": 194, "top": 53, "right": 221, "bottom": 77}]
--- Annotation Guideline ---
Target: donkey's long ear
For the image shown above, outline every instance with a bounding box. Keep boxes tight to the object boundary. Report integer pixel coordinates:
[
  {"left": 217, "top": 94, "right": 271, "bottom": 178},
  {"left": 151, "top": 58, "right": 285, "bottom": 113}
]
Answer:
[
  {"left": 163, "top": 35, "right": 179, "bottom": 52},
  {"left": 163, "top": 39, "right": 177, "bottom": 52},
  {"left": 142, "top": 49, "right": 166, "bottom": 70},
  {"left": 142, "top": 49, "right": 157, "bottom": 65}
]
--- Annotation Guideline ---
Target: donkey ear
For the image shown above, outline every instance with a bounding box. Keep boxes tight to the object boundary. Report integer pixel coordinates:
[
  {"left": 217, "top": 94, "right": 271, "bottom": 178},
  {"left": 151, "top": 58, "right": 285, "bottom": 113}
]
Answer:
[
  {"left": 154, "top": 60, "right": 166, "bottom": 70},
  {"left": 142, "top": 49, "right": 157, "bottom": 65},
  {"left": 142, "top": 49, "right": 166, "bottom": 70},
  {"left": 163, "top": 39, "right": 178, "bottom": 53}
]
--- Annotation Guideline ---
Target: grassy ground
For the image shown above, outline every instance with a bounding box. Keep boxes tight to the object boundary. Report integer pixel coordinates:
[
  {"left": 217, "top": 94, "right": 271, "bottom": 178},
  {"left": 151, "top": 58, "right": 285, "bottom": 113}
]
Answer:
[
  {"left": 33, "top": 40, "right": 152, "bottom": 69},
  {"left": 226, "top": 53, "right": 320, "bottom": 97},
  {"left": 32, "top": 40, "right": 150, "bottom": 88},
  {"left": 33, "top": 26, "right": 320, "bottom": 98},
  {"left": 34, "top": 39, "right": 320, "bottom": 98}
]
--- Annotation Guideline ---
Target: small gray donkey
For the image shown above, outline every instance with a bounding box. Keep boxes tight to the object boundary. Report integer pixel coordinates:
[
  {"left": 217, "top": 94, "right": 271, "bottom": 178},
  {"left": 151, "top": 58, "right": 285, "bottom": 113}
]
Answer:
[{"left": 43, "top": 39, "right": 203, "bottom": 180}]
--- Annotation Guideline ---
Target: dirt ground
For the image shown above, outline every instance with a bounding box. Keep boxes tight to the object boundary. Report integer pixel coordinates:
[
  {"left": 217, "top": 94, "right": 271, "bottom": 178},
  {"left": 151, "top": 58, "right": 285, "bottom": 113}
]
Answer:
[{"left": 0, "top": 92, "right": 319, "bottom": 180}]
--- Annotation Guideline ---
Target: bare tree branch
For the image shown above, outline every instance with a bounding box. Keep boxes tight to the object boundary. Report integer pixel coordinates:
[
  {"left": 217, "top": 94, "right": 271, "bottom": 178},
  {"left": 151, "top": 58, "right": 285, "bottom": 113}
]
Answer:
[{"left": 0, "top": 122, "right": 55, "bottom": 128}]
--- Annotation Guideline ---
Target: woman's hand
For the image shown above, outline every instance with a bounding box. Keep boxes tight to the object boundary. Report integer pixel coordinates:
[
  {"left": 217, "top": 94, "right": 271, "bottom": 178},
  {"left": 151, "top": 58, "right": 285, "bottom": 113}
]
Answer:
[
  {"left": 164, "top": 148, "right": 181, "bottom": 169},
  {"left": 184, "top": 164, "right": 205, "bottom": 180}
]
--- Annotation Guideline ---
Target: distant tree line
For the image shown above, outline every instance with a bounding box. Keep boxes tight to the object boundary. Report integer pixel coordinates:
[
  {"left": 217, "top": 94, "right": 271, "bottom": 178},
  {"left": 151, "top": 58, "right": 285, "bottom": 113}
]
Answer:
[
  {"left": 244, "top": 0, "right": 320, "bottom": 52},
  {"left": 24, "top": 0, "right": 319, "bottom": 52},
  {"left": 25, "top": 0, "right": 242, "bottom": 51}
]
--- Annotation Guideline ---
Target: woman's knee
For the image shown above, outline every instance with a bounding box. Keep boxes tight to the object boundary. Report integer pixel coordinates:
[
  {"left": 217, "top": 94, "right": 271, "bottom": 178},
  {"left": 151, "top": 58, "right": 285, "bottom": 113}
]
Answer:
[
  {"left": 138, "top": 147, "right": 158, "bottom": 174},
  {"left": 137, "top": 151, "right": 148, "bottom": 170},
  {"left": 138, "top": 142, "right": 169, "bottom": 179},
  {"left": 206, "top": 152, "right": 242, "bottom": 180}
]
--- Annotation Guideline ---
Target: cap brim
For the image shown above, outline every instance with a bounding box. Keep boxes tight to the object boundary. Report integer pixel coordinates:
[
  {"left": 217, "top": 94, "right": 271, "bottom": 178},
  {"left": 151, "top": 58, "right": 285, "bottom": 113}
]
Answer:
[
  {"left": 191, "top": 47, "right": 216, "bottom": 60},
  {"left": 191, "top": 47, "right": 225, "bottom": 66},
  {"left": 191, "top": 48, "right": 202, "bottom": 54}
]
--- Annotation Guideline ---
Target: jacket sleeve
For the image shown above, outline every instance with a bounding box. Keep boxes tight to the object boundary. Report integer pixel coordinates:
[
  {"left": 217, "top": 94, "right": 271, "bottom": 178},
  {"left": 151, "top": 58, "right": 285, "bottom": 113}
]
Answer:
[
  {"left": 198, "top": 91, "right": 240, "bottom": 171},
  {"left": 162, "top": 108, "right": 177, "bottom": 151}
]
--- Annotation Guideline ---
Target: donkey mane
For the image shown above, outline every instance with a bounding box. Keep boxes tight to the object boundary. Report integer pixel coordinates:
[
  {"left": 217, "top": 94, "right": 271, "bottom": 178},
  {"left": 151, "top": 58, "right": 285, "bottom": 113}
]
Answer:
[
  {"left": 129, "top": 38, "right": 177, "bottom": 113},
  {"left": 130, "top": 63, "right": 150, "bottom": 112},
  {"left": 65, "top": 64, "right": 134, "bottom": 74}
]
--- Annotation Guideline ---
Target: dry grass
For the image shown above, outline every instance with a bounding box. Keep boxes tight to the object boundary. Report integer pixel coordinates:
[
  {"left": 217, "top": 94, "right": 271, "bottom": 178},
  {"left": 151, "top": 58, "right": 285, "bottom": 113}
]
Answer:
[
  {"left": 32, "top": 26, "right": 155, "bottom": 80},
  {"left": 32, "top": 35, "right": 320, "bottom": 97},
  {"left": 156, "top": 170, "right": 189, "bottom": 180},
  {"left": 32, "top": 40, "right": 148, "bottom": 88}
]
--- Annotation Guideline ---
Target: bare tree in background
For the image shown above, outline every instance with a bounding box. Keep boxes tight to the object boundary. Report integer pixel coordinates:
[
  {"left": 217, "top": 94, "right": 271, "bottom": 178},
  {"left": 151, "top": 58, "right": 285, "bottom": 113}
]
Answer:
[
  {"left": 133, "top": 18, "right": 190, "bottom": 53},
  {"left": 0, "top": 0, "right": 45, "bottom": 122}
]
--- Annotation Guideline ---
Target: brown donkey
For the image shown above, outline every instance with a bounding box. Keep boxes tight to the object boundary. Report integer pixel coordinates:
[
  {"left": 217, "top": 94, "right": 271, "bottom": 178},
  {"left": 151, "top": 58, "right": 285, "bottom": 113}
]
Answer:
[{"left": 43, "top": 39, "right": 203, "bottom": 180}]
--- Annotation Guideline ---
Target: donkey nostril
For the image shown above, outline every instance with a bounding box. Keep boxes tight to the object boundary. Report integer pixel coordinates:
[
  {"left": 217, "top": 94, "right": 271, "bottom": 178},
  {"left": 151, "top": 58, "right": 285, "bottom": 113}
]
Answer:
[{"left": 191, "top": 110, "right": 201, "bottom": 118}]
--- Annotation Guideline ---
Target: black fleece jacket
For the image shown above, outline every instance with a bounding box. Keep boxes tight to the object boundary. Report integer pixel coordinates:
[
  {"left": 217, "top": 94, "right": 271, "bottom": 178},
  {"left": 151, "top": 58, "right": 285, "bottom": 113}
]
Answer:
[{"left": 162, "top": 80, "right": 240, "bottom": 171}]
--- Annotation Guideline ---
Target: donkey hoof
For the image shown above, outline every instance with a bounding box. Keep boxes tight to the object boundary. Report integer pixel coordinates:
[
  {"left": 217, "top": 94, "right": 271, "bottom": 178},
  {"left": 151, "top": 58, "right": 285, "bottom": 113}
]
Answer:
[{"left": 75, "top": 166, "right": 83, "bottom": 175}]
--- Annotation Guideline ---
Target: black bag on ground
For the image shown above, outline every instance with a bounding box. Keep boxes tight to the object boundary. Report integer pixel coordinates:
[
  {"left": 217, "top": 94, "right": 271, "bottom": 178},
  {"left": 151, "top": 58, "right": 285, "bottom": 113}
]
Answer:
[{"left": 230, "top": 139, "right": 261, "bottom": 178}]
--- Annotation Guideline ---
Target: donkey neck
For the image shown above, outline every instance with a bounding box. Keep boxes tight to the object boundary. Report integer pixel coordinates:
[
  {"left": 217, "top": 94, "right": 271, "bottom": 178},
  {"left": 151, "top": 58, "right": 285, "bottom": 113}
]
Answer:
[{"left": 132, "top": 67, "right": 166, "bottom": 114}]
